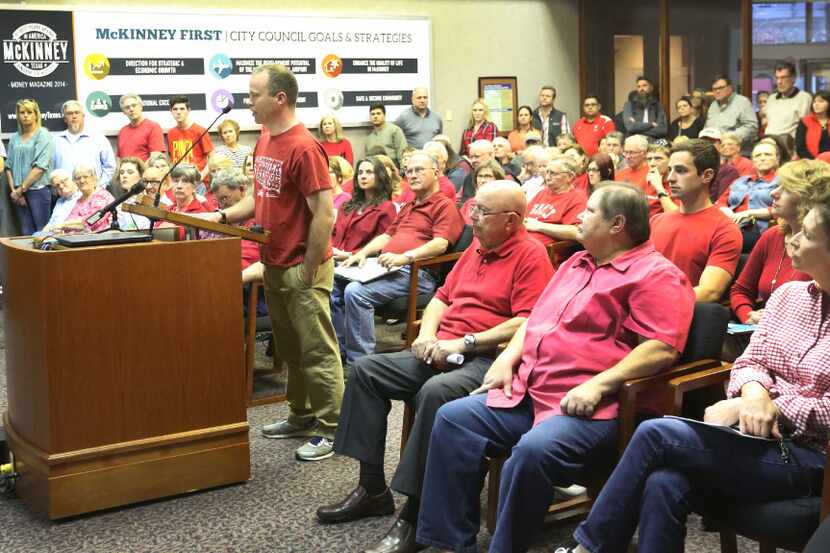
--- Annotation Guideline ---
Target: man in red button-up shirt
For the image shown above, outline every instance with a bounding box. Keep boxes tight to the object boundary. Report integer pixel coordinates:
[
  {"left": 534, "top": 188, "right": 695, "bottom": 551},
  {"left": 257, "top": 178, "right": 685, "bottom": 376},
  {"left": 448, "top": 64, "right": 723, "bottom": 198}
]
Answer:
[
  {"left": 317, "top": 181, "right": 554, "bottom": 553},
  {"left": 416, "top": 182, "right": 695, "bottom": 553}
]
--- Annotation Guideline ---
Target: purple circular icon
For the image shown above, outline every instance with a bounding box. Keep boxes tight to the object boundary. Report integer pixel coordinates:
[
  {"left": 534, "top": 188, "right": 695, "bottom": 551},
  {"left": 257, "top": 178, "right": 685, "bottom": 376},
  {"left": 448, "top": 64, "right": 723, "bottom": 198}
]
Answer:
[{"left": 211, "top": 89, "right": 234, "bottom": 113}]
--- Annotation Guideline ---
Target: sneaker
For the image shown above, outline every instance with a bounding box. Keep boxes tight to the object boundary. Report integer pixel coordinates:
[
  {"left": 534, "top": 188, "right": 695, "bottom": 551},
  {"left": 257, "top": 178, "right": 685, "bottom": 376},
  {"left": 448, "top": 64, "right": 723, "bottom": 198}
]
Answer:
[
  {"left": 554, "top": 484, "right": 587, "bottom": 498},
  {"left": 295, "top": 436, "right": 335, "bottom": 461},
  {"left": 261, "top": 419, "right": 317, "bottom": 439}
]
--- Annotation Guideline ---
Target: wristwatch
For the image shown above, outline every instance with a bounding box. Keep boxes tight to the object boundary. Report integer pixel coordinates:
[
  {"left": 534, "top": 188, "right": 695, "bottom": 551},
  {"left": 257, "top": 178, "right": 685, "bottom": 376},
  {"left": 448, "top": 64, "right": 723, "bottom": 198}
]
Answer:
[
  {"left": 657, "top": 191, "right": 668, "bottom": 199},
  {"left": 403, "top": 251, "right": 416, "bottom": 263},
  {"left": 216, "top": 210, "right": 228, "bottom": 224},
  {"left": 463, "top": 333, "right": 476, "bottom": 352}
]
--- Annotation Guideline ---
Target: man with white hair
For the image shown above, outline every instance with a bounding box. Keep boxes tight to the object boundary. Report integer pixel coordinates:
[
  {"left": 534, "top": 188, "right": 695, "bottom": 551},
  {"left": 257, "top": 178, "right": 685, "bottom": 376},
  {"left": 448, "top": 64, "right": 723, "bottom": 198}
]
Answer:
[
  {"left": 459, "top": 139, "right": 495, "bottom": 203},
  {"left": 519, "top": 145, "right": 550, "bottom": 202},
  {"left": 117, "top": 93, "right": 165, "bottom": 160},
  {"left": 493, "top": 136, "right": 522, "bottom": 180},
  {"left": 395, "top": 87, "right": 443, "bottom": 148},
  {"left": 53, "top": 100, "right": 116, "bottom": 184},
  {"left": 615, "top": 135, "right": 666, "bottom": 215},
  {"left": 333, "top": 151, "right": 465, "bottom": 367}
]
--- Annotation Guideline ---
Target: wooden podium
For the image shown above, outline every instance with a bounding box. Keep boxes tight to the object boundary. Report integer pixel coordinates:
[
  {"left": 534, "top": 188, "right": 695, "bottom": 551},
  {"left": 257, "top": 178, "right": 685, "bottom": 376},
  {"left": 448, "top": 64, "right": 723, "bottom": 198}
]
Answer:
[{"left": 1, "top": 235, "right": 251, "bottom": 519}]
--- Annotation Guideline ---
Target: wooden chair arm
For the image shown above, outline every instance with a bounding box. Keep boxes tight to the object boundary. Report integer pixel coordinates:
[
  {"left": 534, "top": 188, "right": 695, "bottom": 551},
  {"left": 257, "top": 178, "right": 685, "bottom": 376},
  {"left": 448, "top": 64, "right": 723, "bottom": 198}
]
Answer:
[
  {"left": 403, "top": 251, "right": 466, "bottom": 346},
  {"left": 413, "top": 251, "right": 465, "bottom": 269},
  {"left": 668, "top": 364, "right": 733, "bottom": 416},
  {"left": 823, "top": 441, "right": 830, "bottom": 521},
  {"left": 616, "top": 358, "right": 726, "bottom": 454}
]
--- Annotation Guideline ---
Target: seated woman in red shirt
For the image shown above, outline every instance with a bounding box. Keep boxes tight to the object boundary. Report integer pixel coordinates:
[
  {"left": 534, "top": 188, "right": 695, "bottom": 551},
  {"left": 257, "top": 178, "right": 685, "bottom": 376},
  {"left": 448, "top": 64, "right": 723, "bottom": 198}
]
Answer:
[
  {"left": 332, "top": 157, "right": 397, "bottom": 261},
  {"left": 318, "top": 115, "right": 354, "bottom": 166},
  {"left": 523, "top": 156, "right": 588, "bottom": 245},
  {"left": 459, "top": 160, "right": 505, "bottom": 224},
  {"left": 795, "top": 90, "right": 830, "bottom": 160},
  {"left": 459, "top": 98, "right": 498, "bottom": 157}
]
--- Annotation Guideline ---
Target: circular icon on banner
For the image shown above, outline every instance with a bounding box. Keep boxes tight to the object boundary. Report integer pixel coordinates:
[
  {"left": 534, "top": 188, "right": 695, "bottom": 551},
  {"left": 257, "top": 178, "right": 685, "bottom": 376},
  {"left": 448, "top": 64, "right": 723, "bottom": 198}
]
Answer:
[
  {"left": 83, "top": 53, "right": 111, "bottom": 80},
  {"left": 321, "top": 54, "right": 343, "bottom": 78},
  {"left": 211, "top": 89, "right": 234, "bottom": 113},
  {"left": 323, "top": 89, "right": 344, "bottom": 111},
  {"left": 209, "top": 54, "right": 233, "bottom": 79},
  {"left": 86, "top": 91, "right": 112, "bottom": 117}
]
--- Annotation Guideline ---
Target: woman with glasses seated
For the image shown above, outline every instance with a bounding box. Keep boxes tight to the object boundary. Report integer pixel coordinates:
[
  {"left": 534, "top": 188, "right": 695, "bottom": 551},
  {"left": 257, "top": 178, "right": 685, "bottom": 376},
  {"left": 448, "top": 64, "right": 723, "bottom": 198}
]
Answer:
[
  {"left": 587, "top": 153, "right": 615, "bottom": 195},
  {"left": 459, "top": 160, "right": 505, "bottom": 224},
  {"left": 523, "top": 156, "right": 587, "bottom": 245},
  {"left": 556, "top": 190, "right": 830, "bottom": 553}
]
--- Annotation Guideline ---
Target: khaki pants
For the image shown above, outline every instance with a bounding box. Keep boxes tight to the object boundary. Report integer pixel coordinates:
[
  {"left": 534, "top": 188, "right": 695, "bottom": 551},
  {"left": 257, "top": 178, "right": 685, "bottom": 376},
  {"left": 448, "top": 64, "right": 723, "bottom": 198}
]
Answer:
[{"left": 262, "top": 259, "right": 344, "bottom": 438}]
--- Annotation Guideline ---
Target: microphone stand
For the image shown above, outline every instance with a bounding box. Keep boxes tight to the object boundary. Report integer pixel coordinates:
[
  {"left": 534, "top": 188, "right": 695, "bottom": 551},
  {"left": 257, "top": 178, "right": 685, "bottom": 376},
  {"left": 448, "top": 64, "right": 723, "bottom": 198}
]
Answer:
[{"left": 148, "top": 104, "right": 233, "bottom": 235}]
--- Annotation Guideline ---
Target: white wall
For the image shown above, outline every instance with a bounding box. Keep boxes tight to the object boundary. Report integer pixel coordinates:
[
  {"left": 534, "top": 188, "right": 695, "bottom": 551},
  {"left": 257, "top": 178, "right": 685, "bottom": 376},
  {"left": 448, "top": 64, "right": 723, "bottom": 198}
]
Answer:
[{"left": 17, "top": 0, "right": 580, "bottom": 158}]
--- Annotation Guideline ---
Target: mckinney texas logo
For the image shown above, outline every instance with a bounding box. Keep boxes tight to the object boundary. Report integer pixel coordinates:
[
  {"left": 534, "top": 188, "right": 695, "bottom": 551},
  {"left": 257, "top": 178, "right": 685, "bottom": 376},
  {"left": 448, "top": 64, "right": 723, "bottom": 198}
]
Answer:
[{"left": 3, "top": 22, "right": 69, "bottom": 78}]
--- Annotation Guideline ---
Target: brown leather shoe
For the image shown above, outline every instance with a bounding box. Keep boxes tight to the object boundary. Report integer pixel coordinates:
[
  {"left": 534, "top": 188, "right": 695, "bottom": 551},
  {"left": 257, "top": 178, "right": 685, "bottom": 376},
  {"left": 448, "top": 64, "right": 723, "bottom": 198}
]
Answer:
[
  {"left": 362, "top": 518, "right": 426, "bottom": 553},
  {"left": 316, "top": 485, "right": 395, "bottom": 523}
]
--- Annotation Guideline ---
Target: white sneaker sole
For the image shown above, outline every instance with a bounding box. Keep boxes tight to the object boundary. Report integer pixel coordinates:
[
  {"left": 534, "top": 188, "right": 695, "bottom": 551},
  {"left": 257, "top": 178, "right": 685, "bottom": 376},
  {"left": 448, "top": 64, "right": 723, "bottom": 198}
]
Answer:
[{"left": 295, "top": 449, "right": 335, "bottom": 462}]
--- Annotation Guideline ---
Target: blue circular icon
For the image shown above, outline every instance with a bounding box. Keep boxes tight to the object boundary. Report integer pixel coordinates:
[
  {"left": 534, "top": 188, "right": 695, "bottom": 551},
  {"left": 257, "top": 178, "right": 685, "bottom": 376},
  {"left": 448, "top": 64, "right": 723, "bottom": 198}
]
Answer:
[{"left": 209, "top": 54, "right": 233, "bottom": 79}]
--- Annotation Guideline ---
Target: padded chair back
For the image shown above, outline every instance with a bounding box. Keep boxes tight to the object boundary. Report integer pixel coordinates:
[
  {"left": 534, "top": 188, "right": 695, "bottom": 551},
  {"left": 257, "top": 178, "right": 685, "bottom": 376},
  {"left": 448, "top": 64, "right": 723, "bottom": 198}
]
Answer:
[
  {"left": 453, "top": 225, "right": 474, "bottom": 253},
  {"left": 679, "top": 302, "right": 730, "bottom": 364}
]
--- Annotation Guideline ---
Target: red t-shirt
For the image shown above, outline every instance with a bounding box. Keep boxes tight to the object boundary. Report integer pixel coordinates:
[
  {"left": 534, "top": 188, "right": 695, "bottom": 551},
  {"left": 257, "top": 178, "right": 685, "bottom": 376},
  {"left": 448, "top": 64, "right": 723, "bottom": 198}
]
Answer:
[
  {"left": 487, "top": 242, "right": 694, "bottom": 423},
  {"left": 254, "top": 124, "right": 333, "bottom": 267},
  {"left": 615, "top": 163, "right": 667, "bottom": 217},
  {"left": 573, "top": 115, "right": 615, "bottom": 156},
  {"left": 394, "top": 176, "right": 457, "bottom": 204},
  {"left": 434, "top": 230, "right": 554, "bottom": 340},
  {"left": 332, "top": 201, "right": 397, "bottom": 252},
  {"left": 321, "top": 140, "right": 354, "bottom": 166},
  {"left": 117, "top": 119, "right": 165, "bottom": 161},
  {"left": 165, "top": 197, "right": 208, "bottom": 240},
  {"left": 651, "top": 205, "right": 742, "bottom": 286},
  {"left": 526, "top": 186, "right": 587, "bottom": 246},
  {"left": 383, "top": 190, "right": 464, "bottom": 254},
  {"left": 729, "top": 227, "right": 810, "bottom": 322},
  {"left": 168, "top": 124, "right": 214, "bottom": 171}
]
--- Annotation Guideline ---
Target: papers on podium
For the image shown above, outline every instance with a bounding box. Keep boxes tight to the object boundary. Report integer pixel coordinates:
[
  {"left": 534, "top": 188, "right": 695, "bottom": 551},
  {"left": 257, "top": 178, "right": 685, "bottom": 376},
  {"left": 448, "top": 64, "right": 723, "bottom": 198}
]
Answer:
[{"left": 334, "top": 257, "right": 402, "bottom": 284}]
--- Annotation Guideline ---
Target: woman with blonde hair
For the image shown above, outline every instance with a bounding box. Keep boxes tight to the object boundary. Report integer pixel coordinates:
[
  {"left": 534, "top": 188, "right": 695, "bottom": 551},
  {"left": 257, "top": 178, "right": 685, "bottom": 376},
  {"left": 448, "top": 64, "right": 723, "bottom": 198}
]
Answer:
[
  {"left": 318, "top": 114, "right": 354, "bottom": 166},
  {"left": 5, "top": 98, "right": 55, "bottom": 234},
  {"left": 459, "top": 98, "right": 498, "bottom": 157},
  {"left": 213, "top": 119, "right": 252, "bottom": 169}
]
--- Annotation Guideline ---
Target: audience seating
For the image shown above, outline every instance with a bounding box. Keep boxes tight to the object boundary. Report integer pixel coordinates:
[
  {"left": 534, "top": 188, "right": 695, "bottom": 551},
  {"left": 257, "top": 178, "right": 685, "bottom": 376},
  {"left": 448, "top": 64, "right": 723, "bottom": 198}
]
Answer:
[
  {"left": 244, "top": 281, "right": 286, "bottom": 407},
  {"left": 484, "top": 302, "right": 731, "bottom": 533},
  {"left": 668, "top": 365, "right": 830, "bottom": 553}
]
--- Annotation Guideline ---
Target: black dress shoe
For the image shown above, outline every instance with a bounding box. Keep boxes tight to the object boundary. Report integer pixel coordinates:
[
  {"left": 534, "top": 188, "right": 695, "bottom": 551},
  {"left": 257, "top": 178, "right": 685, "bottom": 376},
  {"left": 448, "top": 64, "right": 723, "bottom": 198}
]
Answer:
[
  {"left": 316, "top": 485, "right": 395, "bottom": 523},
  {"left": 362, "top": 518, "right": 426, "bottom": 553}
]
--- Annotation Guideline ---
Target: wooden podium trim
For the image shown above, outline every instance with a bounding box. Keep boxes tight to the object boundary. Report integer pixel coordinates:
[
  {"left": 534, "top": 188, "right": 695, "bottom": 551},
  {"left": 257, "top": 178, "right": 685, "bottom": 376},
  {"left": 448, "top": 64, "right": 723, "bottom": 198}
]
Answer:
[{"left": 122, "top": 202, "right": 271, "bottom": 244}]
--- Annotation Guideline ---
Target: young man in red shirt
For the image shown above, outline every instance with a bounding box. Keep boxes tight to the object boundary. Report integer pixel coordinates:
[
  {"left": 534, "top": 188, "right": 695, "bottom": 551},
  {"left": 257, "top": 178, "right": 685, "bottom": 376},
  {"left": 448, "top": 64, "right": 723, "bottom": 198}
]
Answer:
[
  {"left": 317, "top": 181, "right": 554, "bottom": 553},
  {"left": 415, "top": 183, "right": 695, "bottom": 553},
  {"left": 201, "top": 64, "right": 344, "bottom": 462},
  {"left": 167, "top": 96, "right": 214, "bottom": 181},
  {"left": 652, "top": 139, "right": 743, "bottom": 302},
  {"left": 117, "top": 94, "right": 165, "bottom": 161},
  {"left": 573, "top": 95, "right": 616, "bottom": 157}
]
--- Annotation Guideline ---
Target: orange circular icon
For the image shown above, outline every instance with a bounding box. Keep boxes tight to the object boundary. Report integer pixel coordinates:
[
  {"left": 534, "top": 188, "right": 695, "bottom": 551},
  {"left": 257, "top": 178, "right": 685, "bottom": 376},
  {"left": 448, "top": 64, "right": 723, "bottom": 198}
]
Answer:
[{"left": 321, "top": 54, "right": 342, "bottom": 78}]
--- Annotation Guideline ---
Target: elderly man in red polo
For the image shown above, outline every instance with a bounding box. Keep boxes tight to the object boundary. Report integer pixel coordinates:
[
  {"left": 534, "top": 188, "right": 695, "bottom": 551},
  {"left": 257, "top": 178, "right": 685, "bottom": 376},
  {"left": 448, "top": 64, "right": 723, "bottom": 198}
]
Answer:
[{"left": 414, "top": 182, "right": 696, "bottom": 553}]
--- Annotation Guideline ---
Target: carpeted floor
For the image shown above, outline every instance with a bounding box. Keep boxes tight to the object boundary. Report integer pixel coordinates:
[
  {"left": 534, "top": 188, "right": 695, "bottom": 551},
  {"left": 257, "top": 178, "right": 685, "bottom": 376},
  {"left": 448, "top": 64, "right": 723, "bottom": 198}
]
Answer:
[{"left": 0, "top": 318, "right": 779, "bottom": 552}]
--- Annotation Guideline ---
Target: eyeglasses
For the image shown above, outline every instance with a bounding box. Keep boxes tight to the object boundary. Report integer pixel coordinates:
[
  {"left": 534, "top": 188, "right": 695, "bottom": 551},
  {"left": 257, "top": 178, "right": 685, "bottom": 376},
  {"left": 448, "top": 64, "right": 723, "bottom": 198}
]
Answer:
[
  {"left": 545, "top": 170, "right": 569, "bottom": 177},
  {"left": 143, "top": 180, "right": 163, "bottom": 185},
  {"left": 587, "top": 167, "right": 600, "bottom": 173},
  {"left": 469, "top": 203, "right": 518, "bottom": 218},
  {"left": 712, "top": 84, "right": 729, "bottom": 92}
]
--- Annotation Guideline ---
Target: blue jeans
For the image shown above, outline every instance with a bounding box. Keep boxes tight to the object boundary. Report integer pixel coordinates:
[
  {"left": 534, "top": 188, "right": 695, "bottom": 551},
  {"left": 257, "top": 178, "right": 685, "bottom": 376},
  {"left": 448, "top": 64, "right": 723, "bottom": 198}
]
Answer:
[
  {"left": 574, "top": 418, "right": 826, "bottom": 553},
  {"left": 15, "top": 187, "right": 52, "bottom": 235},
  {"left": 330, "top": 266, "right": 436, "bottom": 366},
  {"left": 416, "top": 394, "right": 618, "bottom": 553}
]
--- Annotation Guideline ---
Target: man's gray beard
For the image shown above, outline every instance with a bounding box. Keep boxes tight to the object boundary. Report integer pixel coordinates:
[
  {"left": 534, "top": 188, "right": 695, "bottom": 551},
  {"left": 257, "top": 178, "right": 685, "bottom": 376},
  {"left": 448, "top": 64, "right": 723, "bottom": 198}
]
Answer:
[{"left": 635, "top": 93, "right": 650, "bottom": 108}]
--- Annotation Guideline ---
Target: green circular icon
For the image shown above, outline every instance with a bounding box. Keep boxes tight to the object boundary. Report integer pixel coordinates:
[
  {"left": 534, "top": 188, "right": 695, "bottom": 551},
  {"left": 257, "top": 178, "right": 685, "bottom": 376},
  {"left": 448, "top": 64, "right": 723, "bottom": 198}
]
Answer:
[{"left": 86, "top": 91, "right": 112, "bottom": 117}]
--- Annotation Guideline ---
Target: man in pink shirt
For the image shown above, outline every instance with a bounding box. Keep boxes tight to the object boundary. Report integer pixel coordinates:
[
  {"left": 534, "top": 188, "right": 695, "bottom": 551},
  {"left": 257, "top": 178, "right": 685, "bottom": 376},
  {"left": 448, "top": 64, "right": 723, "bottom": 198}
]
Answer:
[{"left": 415, "top": 182, "right": 696, "bottom": 553}]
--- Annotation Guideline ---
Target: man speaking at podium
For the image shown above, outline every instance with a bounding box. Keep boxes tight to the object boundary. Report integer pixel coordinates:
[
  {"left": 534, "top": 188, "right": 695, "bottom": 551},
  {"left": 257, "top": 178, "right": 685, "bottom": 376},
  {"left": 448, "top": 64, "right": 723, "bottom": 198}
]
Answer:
[{"left": 200, "top": 64, "right": 344, "bottom": 462}]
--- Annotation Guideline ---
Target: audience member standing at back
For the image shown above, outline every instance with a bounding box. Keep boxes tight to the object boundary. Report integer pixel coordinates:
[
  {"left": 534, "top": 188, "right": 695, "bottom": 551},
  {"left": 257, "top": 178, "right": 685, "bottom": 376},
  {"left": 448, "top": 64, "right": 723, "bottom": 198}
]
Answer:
[
  {"left": 167, "top": 95, "right": 214, "bottom": 181},
  {"left": 117, "top": 94, "right": 165, "bottom": 161},
  {"left": 795, "top": 90, "right": 830, "bottom": 159},
  {"left": 651, "top": 139, "right": 742, "bottom": 302},
  {"left": 5, "top": 99, "right": 54, "bottom": 235},
  {"left": 765, "top": 61, "right": 812, "bottom": 139},
  {"left": 573, "top": 95, "right": 615, "bottom": 156},
  {"left": 668, "top": 96, "right": 703, "bottom": 140},
  {"left": 396, "top": 87, "right": 443, "bottom": 148},
  {"left": 365, "top": 104, "right": 407, "bottom": 168},
  {"left": 53, "top": 100, "right": 116, "bottom": 184},
  {"left": 532, "top": 85, "right": 570, "bottom": 147},
  {"left": 459, "top": 99, "right": 498, "bottom": 157},
  {"left": 705, "top": 76, "right": 758, "bottom": 153},
  {"left": 622, "top": 77, "right": 667, "bottom": 140}
]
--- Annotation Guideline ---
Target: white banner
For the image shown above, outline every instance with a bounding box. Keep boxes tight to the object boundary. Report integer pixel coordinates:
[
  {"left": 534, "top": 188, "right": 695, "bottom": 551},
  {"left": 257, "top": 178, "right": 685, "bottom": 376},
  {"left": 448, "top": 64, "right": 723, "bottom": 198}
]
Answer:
[{"left": 71, "top": 10, "right": 432, "bottom": 134}]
